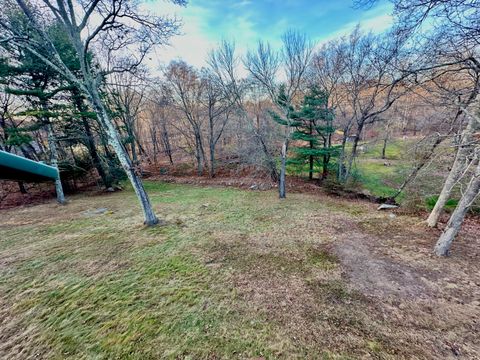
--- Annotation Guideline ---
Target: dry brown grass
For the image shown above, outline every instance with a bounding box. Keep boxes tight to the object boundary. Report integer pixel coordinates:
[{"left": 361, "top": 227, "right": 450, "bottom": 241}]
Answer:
[{"left": 0, "top": 181, "right": 479, "bottom": 359}]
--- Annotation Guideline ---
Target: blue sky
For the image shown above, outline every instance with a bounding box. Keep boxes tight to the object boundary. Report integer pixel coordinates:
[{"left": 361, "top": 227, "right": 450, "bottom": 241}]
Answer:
[{"left": 146, "top": 0, "right": 393, "bottom": 68}]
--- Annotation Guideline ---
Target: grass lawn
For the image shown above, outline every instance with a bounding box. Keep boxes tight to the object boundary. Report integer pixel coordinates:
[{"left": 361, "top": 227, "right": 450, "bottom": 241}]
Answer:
[
  {"left": 286, "top": 138, "right": 414, "bottom": 200},
  {"left": 354, "top": 139, "right": 412, "bottom": 199},
  {"left": 1, "top": 182, "right": 479, "bottom": 359}
]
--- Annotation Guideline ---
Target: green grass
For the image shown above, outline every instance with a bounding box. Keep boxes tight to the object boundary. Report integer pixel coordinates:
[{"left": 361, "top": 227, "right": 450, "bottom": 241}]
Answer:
[
  {"left": 286, "top": 138, "right": 411, "bottom": 199},
  {"left": 0, "top": 182, "right": 421, "bottom": 358},
  {"left": 425, "top": 195, "right": 459, "bottom": 212},
  {"left": 353, "top": 139, "right": 412, "bottom": 199}
]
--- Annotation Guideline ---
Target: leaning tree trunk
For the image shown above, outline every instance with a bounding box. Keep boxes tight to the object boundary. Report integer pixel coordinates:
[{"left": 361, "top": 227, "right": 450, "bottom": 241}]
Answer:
[
  {"left": 88, "top": 85, "right": 159, "bottom": 226},
  {"left": 434, "top": 155, "right": 480, "bottom": 256},
  {"left": 46, "top": 123, "right": 66, "bottom": 205},
  {"left": 427, "top": 115, "right": 479, "bottom": 227}
]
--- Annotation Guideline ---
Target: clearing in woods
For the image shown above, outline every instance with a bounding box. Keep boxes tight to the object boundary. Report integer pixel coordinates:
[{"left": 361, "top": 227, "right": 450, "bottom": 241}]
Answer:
[{"left": 0, "top": 181, "right": 479, "bottom": 359}]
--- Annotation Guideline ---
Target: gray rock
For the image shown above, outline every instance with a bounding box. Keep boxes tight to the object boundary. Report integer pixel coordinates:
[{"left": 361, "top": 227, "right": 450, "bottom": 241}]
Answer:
[
  {"left": 82, "top": 208, "right": 108, "bottom": 217},
  {"left": 377, "top": 203, "right": 399, "bottom": 210},
  {"left": 258, "top": 183, "right": 272, "bottom": 191}
]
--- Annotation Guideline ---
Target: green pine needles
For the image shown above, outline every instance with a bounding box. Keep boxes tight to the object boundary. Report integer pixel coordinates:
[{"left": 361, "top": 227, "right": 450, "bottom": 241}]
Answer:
[{"left": 271, "top": 85, "right": 340, "bottom": 180}]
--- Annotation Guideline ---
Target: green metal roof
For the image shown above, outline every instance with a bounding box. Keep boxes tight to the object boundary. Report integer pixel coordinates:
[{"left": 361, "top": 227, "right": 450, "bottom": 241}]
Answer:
[{"left": 0, "top": 150, "right": 59, "bottom": 182}]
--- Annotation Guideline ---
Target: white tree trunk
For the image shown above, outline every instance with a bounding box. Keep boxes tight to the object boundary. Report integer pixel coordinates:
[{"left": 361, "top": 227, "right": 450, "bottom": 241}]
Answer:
[
  {"left": 434, "top": 155, "right": 480, "bottom": 256},
  {"left": 427, "top": 115, "right": 479, "bottom": 227},
  {"left": 46, "top": 123, "right": 66, "bottom": 205},
  {"left": 88, "top": 85, "right": 159, "bottom": 226},
  {"left": 279, "top": 140, "right": 288, "bottom": 199}
]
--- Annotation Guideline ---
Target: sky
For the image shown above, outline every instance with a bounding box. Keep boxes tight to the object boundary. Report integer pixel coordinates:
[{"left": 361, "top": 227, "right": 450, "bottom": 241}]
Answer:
[{"left": 145, "top": 0, "right": 394, "bottom": 69}]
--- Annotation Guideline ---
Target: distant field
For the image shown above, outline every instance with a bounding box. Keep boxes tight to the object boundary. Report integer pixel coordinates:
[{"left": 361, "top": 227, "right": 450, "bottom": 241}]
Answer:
[
  {"left": 355, "top": 138, "right": 413, "bottom": 199},
  {"left": 1, "top": 182, "right": 479, "bottom": 359},
  {"left": 287, "top": 138, "right": 417, "bottom": 199}
]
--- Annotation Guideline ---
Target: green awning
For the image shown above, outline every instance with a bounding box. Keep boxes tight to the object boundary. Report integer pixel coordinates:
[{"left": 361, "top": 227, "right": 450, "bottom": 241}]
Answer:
[{"left": 0, "top": 150, "right": 59, "bottom": 182}]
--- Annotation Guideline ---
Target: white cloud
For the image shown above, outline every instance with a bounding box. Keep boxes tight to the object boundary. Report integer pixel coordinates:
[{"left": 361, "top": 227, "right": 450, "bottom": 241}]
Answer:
[
  {"left": 142, "top": 2, "right": 215, "bottom": 70},
  {"left": 141, "top": 0, "right": 395, "bottom": 72}
]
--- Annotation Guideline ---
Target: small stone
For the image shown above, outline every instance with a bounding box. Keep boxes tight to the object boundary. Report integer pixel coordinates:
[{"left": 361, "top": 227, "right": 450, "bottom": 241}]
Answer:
[
  {"left": 377, "top": 204, "right": 399, "bottom": 210},
  {"left": 258, "top": 183, "right": 272, "bottom": 191},
  {"left": 92, "top": 208, "right": 108, "bottom": 214},
  {"left": 389, "top": 213, "right": 396, "bottom": 219},
  {"left": 82, "top": 208, "right": 108, "bottom": 217}
]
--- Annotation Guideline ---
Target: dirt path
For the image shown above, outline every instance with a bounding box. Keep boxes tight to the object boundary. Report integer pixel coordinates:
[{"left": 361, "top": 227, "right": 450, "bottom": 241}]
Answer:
[
  {"left": 330, "top": 213, "right": 480, "bottom": 358},
  {"left": 334, "top": 233, "right": 436, "bottom": 299}
]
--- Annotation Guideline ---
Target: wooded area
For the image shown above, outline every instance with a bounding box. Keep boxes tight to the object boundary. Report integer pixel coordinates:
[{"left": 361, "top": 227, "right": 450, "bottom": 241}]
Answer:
[
  {"left": 1, "top": 0, "right": 478, "bottom": 256},
  {"left": 0, "top": 0, "right": 479, "bottom": 358}
]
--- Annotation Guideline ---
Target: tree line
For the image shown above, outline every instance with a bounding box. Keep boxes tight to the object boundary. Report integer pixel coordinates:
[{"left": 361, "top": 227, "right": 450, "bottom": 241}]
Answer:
[{"left": 0, "top": 0, "right": 479, "bottom": 256}]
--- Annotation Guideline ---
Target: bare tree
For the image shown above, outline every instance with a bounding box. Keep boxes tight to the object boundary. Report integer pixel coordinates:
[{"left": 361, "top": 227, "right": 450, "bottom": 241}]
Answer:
[
  {"left": 0, "top": 0, "right": 185, "bottom": 225},
  {"left": 200, "top": 70, "right": 232, "bottom": 177},
  {"left": 356, "top": 0, "right": 480, "bottom": 254},
  {"left": 323, "top": 27, "right": 409, "bottom": 182},
  {"left": 245, "top": 31, "right": 314, "bottom": 198},
  {"left": 208, "top": 40, "right": 280, "bottom": 182},
  {"left": 165, "top": 60, "right": 207, "bottom": 176},
  {"left": 145, "top": 86, "right": 175, "bottom": 166},
  {"left": 108, "top": 68, "right": 149, "bottom": 165}
]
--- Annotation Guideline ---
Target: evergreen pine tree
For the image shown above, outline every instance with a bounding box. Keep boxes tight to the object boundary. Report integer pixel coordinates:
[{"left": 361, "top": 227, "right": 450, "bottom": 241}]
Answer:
[{"left": 290, "top": 86, "right": 338, "bottom": 180}]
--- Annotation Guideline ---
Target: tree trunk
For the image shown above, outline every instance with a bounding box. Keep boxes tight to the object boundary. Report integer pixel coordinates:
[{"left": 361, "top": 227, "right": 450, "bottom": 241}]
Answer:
[
  {"left": 194, "top": 132, "right": 203, "bottom": 176},
  {"left": 87, "top": 84, "right": 159, "bottom": 226},
  {"left": 338, "top": 133, "right": 348, "bottom": 181},
  {"left": 434, "top": 156, "right": 480, "bottom": 256},
  {"left": 279, "top": 140, "right": 288, "bottom": 199},
  {"left": 81, "top": 112, "right": 112, "bottom": 189},
  {"left": 209, "top": 143, "right": 216, "bottom": 178},
  {"left": 161, "top": 122, "right": 174, "bottom": 165},
  {"left": 150, "top": 126, "right": 158, "bottom": 165},
  {"left": 337, "top": 122, "right": 353, "bottom": 182},
  {"left": 309, "top": 123, "right": 313, "bottom": 180},
  {"left": 322, "top": 151, "right": 330, "bottom": 180},
  {"left": 427, "top": 115, "right": 478, "bottom": 227},
  {"left": 208, "top": 115, "right": 216, "bottom": 178},
  {"left": 345, "top": 124, "right": 363, "bottom": 182},
  {"left": 255, "top": 131, "right": 278, "bottom": 182},
  {"left": 131, "top": 142, "right": 138, "bottom": 164},
  {"left": 381, "top": 137, "right": 388, "bottom": 160},
  {"left": 18, "top": 181, "right": 27, "bottom": 194},
  {"left": 46, "top": 123, "right": 66, "bottom": 205}
]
